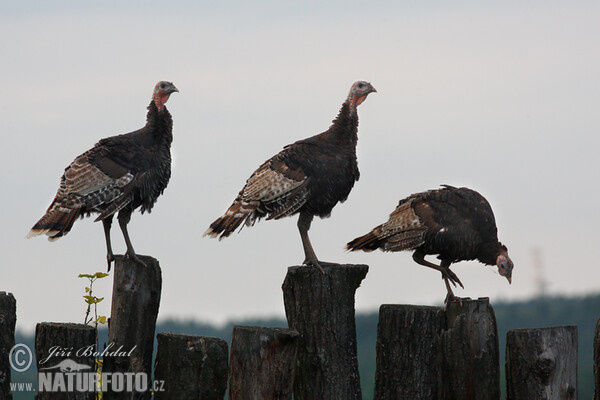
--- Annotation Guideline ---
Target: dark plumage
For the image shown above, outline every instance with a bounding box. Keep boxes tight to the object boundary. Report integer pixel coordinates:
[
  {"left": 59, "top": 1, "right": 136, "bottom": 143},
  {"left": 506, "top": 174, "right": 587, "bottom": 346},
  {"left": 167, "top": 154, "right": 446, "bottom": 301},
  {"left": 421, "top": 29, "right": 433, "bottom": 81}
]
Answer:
[
  {"left": 28, "top": 81, "right": 179, "bottom": 268},
  {"left": 347, "top": 185, "right": 513, "bottom": 300},
  {"left": 205, "top": 80, "right": 377, "bottom": 272}
]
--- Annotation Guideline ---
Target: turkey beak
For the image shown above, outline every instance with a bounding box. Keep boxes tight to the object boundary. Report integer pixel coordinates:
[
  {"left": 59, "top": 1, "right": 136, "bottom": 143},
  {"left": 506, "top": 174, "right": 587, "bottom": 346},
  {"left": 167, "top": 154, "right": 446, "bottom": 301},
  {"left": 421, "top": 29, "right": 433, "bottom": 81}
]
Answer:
[
  {"left": 369, "top": 86, "right": 377, "bottom": 94},
  {"left": 169, "top": 85, "right": 179, "bottom": 94},
  {"left": 506, "top": 275, "right": 512, "bottom": 285}
]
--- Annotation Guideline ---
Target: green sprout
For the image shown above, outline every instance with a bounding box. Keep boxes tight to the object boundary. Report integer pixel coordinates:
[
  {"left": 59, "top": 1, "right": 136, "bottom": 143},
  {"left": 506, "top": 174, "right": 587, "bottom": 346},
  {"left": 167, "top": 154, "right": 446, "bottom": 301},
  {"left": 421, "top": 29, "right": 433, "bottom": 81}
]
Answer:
[{"left": 79, "top": 272, "right": 109, "bottom": 326}]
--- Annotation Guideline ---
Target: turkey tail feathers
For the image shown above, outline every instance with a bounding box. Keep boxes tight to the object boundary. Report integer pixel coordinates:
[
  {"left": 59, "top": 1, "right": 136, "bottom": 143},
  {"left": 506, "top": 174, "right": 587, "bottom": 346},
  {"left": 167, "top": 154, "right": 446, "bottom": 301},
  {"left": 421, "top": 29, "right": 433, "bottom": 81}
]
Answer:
[
  {"left": 347, "top": 227, "right": 425, "bottom": 253},
  {"left": 203, "top": 200, "right": 259, "bottom": 240},
  {"left": 346, "top": 227, "right": 384, "bottom": 252},
  {"left": 27, "top": 204, "right": 82, "bottom": 241}
]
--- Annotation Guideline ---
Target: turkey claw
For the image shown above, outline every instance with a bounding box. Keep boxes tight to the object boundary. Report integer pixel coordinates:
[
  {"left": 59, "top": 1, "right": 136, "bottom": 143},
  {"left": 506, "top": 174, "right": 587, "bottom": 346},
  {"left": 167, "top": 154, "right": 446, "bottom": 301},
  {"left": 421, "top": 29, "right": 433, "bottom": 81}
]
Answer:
[{"left": 442, "top": 269, "right": 464, "bottom": 289}]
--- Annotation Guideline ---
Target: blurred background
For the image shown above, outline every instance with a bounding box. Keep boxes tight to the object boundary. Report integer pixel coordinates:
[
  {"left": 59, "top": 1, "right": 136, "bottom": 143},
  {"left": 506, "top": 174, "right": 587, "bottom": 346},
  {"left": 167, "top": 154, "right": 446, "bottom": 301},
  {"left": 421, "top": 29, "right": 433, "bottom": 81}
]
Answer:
[{"left": 2, "top": 0, "right": 598, "bottom": 342}]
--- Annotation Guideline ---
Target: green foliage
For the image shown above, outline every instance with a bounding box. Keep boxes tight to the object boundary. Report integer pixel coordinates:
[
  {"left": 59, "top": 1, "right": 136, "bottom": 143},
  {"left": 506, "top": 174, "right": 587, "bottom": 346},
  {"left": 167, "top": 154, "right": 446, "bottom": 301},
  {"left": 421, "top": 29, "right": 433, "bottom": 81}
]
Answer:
[
  {"left": 78, "top": 271, "right": 110, "bottom": 400},
  {"left": 79, "top": 272, "right": 109, "bottom": 326}
]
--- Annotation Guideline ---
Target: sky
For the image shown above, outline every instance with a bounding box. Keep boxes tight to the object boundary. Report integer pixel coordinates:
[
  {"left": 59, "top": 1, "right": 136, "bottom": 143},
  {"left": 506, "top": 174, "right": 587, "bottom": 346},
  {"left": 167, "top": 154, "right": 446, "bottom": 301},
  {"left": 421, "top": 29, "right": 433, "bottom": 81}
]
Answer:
[{"left": 1, "top": 1, "right": 599, "bottom": 333}]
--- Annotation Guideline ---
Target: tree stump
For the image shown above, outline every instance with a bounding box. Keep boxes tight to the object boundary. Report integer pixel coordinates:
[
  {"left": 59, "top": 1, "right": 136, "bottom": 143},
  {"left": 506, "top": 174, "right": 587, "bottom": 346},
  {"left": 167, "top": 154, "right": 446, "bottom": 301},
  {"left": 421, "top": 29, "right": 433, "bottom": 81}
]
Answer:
[
  {"left": 282, "top": 264, "right": 368, "bottom": 400},
  {"left": 373, "top": 304, "right": 445, "bottom": 400},
  {"left": 0, "top": 292, "right": 16, "bottom": 400},
  {"left": 103, "top": 255, "right": 162, "bottom": 400},
  {"left": 595, "top": 319, "right": 600, "bottom": 400},
  {"left": 154, "top": 333, "right": 228, "bottom": 400},
  {"left": 229, "top": 326, "right": 299, "bottom": 400},
  {"left": 506, "top": 326, "right": 577, "bottom": 400},
  {"left": 439, "top": 297, "right": 500, "bottom": 400},
  {"left": 35, "top": 322, "right": 96, "bottom": 400}
]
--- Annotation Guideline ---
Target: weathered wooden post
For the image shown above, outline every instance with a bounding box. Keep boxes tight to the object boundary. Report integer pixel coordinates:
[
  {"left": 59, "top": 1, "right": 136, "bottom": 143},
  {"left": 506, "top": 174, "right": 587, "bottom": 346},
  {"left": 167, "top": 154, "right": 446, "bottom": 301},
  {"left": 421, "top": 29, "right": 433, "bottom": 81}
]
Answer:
[
  {"left": 154, "top": 333, "right": 228, "bottom": 400},
  {"left": 595, "top": 319, "right": 600, "bottom": 400},
  {"left": 103, "top": 255, "right": 162, "bottom": 400},
  {"left": 35, "top": 322, "right": 96, "bottom": 400},
  {"left": 373, "top": 304, "right": 445, "bottom": 400},
  {"left": 439, "top": 297, "right": 500, "bottom": 400},
  {"left": 506, "top": 326, "right": 577, "bottom": 400},
  {"left": 282, "top": 264, "right": 368, "bottom": 400},
  {"left": 229, "top": 326, "right": 299, "bottom": 400},
  {"left": 0, "top": 292, "right": 16, "bottom": 400}
]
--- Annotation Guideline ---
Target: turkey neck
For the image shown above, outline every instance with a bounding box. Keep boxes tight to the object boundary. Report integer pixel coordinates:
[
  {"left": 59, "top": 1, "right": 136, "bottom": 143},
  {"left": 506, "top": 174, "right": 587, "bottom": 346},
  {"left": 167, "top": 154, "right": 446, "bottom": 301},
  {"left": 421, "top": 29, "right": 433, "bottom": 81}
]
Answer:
[
  {"left": 477, "top": 241, "right": 503, "bottom": 265},
  {"left": 323, "top": 101, "right": 359, "bottom": 147},
  {"left": 146, "top": 101, "right": 173, "bottom": 145}
]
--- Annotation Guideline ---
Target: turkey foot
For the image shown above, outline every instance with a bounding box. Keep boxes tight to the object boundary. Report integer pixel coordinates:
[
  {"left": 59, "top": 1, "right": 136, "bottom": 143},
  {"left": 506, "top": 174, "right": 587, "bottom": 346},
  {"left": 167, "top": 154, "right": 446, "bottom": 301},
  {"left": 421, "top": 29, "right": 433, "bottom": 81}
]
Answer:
[
  {"left": 441, "top": 268, "right": 464, "bottom": 289},
  {"left": 125, "top": 250, "right": 147, "bottom": 268},
  {"left": 302, "top": 257, "right": 337, "bottom": 273},
  {"left": 106, "top": 253, "right": 115, "bottom": 272}
]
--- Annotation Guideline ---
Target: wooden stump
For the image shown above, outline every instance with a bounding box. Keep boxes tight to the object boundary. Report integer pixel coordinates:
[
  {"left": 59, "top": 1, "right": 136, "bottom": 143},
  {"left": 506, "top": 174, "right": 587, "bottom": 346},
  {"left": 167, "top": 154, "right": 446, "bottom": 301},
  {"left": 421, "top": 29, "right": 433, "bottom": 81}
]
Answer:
[
  {"left": 439, "top": 297, "right": 500, "bottom": 400},
  {"left": 103, "top": 255, "right": 162, "bottom": 400},
  {"left": 229, "top": 326, "right": 299, "bottom": 400},
  {"left": 373, "top": 304, "right": 445, "bottom": 400},
  {"left": 595, "top": 319, "right": 600, "bottom": 400},
  {"left": 154, "top": 333, "right": 228, "bottom": 400},
  {"left": 282, "top": 264, "right": 368, "bottom": 400},
  {"left": 35, "top": 322, "right": 96, "bottom": 400},
  {"left": 506, "top": 326, "right": 577, "bottom": 400},
  {"left": 0, "top": 292, "right": 16, "bottom": 400}
]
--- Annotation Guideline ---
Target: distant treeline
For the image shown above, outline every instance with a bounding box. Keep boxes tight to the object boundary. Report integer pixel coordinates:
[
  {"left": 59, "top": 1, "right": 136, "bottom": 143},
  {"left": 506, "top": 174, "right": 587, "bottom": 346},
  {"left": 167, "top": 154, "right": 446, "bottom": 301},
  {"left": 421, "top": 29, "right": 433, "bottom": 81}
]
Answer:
[{"left": 13, "top": 293, "right": 600, "bottom": 400}]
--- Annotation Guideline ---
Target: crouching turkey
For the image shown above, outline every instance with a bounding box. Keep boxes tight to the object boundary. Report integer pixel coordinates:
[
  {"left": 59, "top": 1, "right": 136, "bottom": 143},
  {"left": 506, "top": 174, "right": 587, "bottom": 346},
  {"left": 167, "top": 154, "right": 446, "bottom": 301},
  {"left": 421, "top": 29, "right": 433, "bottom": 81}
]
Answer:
[
  {"left": 347, "top": 185, "right": 513, "bottom": 302},
  {"left": 27, "top": 81, "right": 179, "bottom": 269}
]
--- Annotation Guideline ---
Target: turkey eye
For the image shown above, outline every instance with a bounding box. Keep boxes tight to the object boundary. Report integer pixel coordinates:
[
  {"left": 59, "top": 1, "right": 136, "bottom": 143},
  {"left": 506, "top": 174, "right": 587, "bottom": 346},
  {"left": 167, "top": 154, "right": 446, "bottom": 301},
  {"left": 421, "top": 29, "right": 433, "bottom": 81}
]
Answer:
[
  {"left": 358, "top": 83, "right": 364, "bottom": 88},
  {"left": 160, "top": 83, "right": 166, "bottom": 89}
]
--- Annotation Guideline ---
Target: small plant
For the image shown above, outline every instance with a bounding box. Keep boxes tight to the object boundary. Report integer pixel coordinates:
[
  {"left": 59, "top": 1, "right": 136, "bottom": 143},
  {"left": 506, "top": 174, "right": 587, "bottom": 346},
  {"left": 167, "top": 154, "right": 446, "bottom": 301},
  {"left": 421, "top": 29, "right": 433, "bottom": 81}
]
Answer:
[
  {"left": 79, "top": 272, "right": 109, "bottom": 399},
  {"left": 79, "top": 272, "right": 109, "bottom": 326}
]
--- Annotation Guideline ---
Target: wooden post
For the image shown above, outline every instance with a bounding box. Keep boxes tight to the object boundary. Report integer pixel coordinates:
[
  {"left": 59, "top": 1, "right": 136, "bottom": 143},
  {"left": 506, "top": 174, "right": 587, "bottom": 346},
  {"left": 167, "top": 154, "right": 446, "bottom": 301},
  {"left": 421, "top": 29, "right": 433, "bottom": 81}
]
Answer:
[
  {"left": 506, "top": 326, "right": 577, "bottom": 400},
  {"left": 439, "top": 297, "right": 500, "bottom": 400},
  {"left": 595, "top": 319, "right": 600, "bottom": 400},
  {"left": 229, "top": 326, "right": 299, "bottom": 400},
  {"left": 282, "top": 264, "right": 368, "bottom": 400},
  {"left": 35, "top": 322, "right": 96, "bottom": 400},
  {"left": 0, "top": 292, "right": 16, "bottom": 400},
  {"left": 102, "top": 255, "right": 162, "bottom": 400},
  {"left": 373, "top": 304, "right": 445, "bottom": 400},
  {"left": 154, "top": 333, "right": 228, "bottom": 400}
]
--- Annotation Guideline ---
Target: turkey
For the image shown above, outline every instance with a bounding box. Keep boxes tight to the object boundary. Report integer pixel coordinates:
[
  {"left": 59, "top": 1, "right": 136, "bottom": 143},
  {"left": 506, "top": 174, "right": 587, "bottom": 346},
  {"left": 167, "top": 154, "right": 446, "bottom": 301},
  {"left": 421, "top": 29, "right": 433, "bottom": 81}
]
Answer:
[
  {"left": 346, "top": 185, "right": 513, "bottom": 301},
  {"left": 27, "top": 81, "right": 179, "bottom": 269},
  {"left": 204, "top": 80, "right": 377, "bottom": 272}
]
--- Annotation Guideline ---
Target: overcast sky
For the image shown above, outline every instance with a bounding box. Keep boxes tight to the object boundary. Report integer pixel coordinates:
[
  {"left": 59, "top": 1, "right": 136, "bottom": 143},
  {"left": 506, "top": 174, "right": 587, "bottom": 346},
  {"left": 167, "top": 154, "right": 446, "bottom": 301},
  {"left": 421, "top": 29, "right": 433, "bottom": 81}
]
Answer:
[{"left": 2, "top": 1, "right": 599, "bottom": 333}]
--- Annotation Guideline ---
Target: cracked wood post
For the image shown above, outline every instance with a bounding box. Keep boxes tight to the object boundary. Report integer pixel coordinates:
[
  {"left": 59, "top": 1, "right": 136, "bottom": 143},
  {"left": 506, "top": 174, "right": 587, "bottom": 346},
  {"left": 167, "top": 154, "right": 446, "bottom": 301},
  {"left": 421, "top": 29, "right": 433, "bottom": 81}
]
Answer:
[
  {"left": 373, "top": 304, "right": 445, "bottom": 400},
  {"left": 154, "top": 333, "right": 228, "bottom": 400},
  {"left": 0, "top": 292, "right": 16, "bottom": 400},
  {"left": 506, "top": 326, "right": 578, "bottom": 400},
  {"left": 103, "top": 255, "right": 162, "bottom": 400},
  {"left": 282, "top": 264, "right": 368, "bottom": 400},
  {"left": 439, "top": 297, "right": 500, "bottom": 400},
  {"left": 595, "top": 318, "right": 600, "bottom": 400},
  {"left": 35, "top": 322, "right": 96, "bottom": 400},
  {"left": 229, "top": 326, "right": 299, "bottom": 400}
]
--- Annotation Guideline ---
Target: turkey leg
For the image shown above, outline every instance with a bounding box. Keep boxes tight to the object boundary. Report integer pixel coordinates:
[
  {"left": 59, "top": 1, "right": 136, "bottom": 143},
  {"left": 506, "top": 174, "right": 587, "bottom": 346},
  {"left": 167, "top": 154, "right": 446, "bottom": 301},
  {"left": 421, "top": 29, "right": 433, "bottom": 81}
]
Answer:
[
  {"left": 117, "top": 210, "right": 146, "bottom": 267},
  {"left": 102, "top": 216, "right": 115, "bottom": 271},
  {"left": 297, "top": 212, "right": 332, "bottom": 274},
  {"left": 412, "top": 250, "right": 464, "bottom": 301}
]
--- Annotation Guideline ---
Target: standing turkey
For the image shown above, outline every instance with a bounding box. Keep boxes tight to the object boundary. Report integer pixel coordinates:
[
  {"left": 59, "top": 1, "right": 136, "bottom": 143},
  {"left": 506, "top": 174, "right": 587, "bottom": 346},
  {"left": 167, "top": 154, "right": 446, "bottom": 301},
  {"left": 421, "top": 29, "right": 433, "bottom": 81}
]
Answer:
[
  {"left": 205, "top": 81, "right": 377, "bottom": 272},
  {"left": 346, "top": 185, "right": 513, "bottom": 301},
  {"left": 27, "top": 81, "right": 179, "bottom": 269}
]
